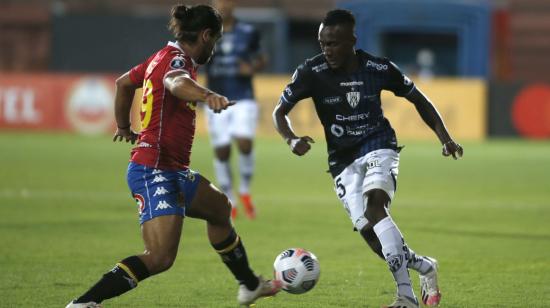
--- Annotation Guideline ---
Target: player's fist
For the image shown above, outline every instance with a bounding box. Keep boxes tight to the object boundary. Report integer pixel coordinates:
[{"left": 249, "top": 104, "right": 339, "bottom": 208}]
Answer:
[
  {"left": 205, "top": 92, "right": 234, "bottom": 113},
  {"left": 288, "top": 136, "right": 315, "bottom": 156},
  {"left": 442, "top": 140, "right": 463, "bottom": 160}
]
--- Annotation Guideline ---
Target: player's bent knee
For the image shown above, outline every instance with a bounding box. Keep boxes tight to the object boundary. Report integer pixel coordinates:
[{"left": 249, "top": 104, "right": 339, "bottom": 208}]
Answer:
[{"left": 145, "top": 252, "right": 177, "bottom": 274}]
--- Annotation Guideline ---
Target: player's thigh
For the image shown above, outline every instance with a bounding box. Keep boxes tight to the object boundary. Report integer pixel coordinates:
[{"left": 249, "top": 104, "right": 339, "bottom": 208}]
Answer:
[
  {"left": 361, "top": 149, "right": 400, "bottom": 201},
  {"left": 185, "top": 176, "right": 231, "bottom": 224},
  {"left": 206, "top": 106, "right": 232, "bottom": 147},
  {"left": 141, "top": 215, "right": 183, "bottom": 255},
  {"left": 333, "top": 163, "right": 368, "bottom": 231},
  {"left": 231, "top": 100, "right": 259, "bottom": 139}
]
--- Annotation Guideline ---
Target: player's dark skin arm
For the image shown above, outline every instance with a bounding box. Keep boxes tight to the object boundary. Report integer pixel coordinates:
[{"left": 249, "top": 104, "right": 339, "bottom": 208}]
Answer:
[
  {"left": 406, "top": 88, "right": 464, "bottom": 159},
  {"left": 272, "top": 99, "right": 314, "bottom": 156},
  {"left": 113, "top": 72, "right": 139, "bottom": 144}
]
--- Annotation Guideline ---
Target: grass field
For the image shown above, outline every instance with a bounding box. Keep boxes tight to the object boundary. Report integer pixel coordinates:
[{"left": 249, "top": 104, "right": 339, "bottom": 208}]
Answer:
[{"left": 1, "top": 132, "right": 549, "bottom": 307}]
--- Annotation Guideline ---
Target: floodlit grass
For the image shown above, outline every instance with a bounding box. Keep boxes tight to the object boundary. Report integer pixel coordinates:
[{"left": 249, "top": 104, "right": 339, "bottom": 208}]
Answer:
[{"left": 1, "top": 133, "right": 549, "bottom": 307}]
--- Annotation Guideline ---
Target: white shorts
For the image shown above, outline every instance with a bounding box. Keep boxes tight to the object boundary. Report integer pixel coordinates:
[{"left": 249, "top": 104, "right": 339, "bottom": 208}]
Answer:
[
  {"left": 333, "top": 149, "right": 400, "bottom": 231},
  {"left": 205, "top": 99, "right": 259, "bottom": 147}
]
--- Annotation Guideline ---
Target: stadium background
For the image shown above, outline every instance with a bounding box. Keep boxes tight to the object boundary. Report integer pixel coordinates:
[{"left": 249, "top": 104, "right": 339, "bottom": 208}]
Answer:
[{"left": 1, "top": 0, "right": 549, "bottom": 307}]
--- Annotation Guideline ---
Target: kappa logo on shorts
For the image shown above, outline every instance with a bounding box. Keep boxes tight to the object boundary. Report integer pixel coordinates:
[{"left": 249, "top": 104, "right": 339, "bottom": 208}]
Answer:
[
  {"left": 152, "top": 175, "right": 168, "bottom": 183},
  {"left": 155, "top": 200, "right": 173, "bottom": 210},
  {"left": 153, "top": 186, "right": 169, "bottom": 196},
  {"left": 133, "top": 193, "right": 145, "bottom": 214}
]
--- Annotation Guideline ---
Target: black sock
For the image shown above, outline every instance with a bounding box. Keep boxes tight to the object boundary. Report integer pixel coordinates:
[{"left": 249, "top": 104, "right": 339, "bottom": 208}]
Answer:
[
  {"left": 75, "top": 256, "right": 150, "bottom": 303},
  {"left": 212, "top": 229, "right": 259, "bottom": 291}
]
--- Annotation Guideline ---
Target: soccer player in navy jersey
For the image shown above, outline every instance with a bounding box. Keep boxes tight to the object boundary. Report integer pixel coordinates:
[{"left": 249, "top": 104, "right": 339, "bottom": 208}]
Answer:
[
  {"left": 205, "top": 0, "right": 268, "bottom": 219},
  {"left": 66, "top": 5, "right": 280, "bottom": 308},
  {"left": 273, "top": 9, "right": 463, "bottom": 308}
]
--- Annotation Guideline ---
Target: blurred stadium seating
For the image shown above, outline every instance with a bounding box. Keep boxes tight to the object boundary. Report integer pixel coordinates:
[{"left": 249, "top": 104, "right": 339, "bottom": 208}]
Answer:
[{"left": 0, "top": 0, "right": 549, "bottom": 138}]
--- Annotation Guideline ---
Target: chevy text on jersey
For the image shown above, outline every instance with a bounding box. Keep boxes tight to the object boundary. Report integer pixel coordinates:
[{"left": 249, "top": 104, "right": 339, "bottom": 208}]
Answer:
[
  {"left": 281, "top": 50, "right": 415, "bottom": 177},
  {"left": 205, "top": 21, "right": 260, "bottom": 101},
  {"left": 129, "top": 42, "right": 198, "bottom": 171}
]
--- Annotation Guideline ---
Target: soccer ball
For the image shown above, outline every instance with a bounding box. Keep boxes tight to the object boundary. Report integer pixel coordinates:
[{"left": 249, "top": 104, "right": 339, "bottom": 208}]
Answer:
[{"left": 273, "top": 248, "right": 320, "bottom": 294}]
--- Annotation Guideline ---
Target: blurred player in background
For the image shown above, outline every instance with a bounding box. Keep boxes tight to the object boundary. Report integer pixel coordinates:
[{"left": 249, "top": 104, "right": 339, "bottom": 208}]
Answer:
[
  {"left": 66, "top": 5, "right": 280, "bottom": 308},
  {"left": 273, "top": 9, "right": 463, "bottom": 308},
  {"left": 205, "top": 0, "right": 268, "bottom": 219}
]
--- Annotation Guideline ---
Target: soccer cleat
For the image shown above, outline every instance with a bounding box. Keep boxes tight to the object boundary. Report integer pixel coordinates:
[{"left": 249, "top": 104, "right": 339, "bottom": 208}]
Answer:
[
  {"left": 382, "top": 295, "right": 419, "bottom": 308},
  {"left": 237, "top": 275, "right": 282, "bottom": 306},
  {"left": 231, "top": 206, "right": 238, "bottom": 219},
  {"left": 239, "top": 193, "right": 256, "bottom": 219},
  {"left": 65, "top": 301, "right": 102, "bottom": 308},
  {"left": 420, "top": 257, "right": 441, "bottom": 306}
]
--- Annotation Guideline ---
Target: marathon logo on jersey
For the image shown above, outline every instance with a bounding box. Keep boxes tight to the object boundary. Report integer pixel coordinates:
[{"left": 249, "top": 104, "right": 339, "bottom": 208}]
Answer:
[
  {"left": 340, "top": 81, "right": 364, "bottom": 87},
  {"left": 170, "top": 56, "right": 186, "bottom": 69},
  {"left": 366, "top": 60, "right": 388, "bottom": 71},
  {"left": 312, "top": 63, "right": 328, "bottom": 73},
  {"left": 346, "top": 92, "right": 361, "bottom": 108},
  {"left": 323, "top": 96, "right": 342, "bottom": 105},
  {"left": 133, "top": 193, "right": 145, "bottom": 214}
]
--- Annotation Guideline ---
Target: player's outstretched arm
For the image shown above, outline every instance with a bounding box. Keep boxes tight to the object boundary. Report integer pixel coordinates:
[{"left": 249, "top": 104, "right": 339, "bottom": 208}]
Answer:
[
  {"left": 113, "top": 71, "right": 139, "bottom": 144},
  {"left": 164, "top": 71, "right": 233, "bottom": 113},
  {"left": 406, "top": 87, "right": 463, "bottom": 160},
  {"left": 272, "top": 99, "right": 314, "bottom": 156}
]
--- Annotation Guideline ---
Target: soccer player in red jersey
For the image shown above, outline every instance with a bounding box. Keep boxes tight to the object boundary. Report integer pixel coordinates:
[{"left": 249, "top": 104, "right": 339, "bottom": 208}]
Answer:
[{"left": 66, "top": 5, "right": 280, "bottom": 308}]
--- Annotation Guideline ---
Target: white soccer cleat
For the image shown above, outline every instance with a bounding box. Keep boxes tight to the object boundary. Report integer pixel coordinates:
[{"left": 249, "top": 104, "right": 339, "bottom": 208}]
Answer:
[
  {"left": 65, "top": 300, "right": 102, "bottom": 308},
  {"left": 420, "top": 257, "right": 442, "bottom": 306},
  {"left": 382, "top": 295, "right": 419, "bottom": 308},
  {"left": 237, "top": 275, "right": 282, "bottom": 306}
]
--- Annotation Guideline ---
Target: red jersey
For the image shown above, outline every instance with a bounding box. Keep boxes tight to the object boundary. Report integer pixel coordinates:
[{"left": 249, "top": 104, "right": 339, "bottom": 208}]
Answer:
[{"left": 128, "top": 42, "right": 198, "bottom": 170}]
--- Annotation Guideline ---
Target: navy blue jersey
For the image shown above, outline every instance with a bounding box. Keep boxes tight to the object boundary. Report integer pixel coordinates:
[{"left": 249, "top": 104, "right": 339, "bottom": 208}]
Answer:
[
  {"left": 206, "top": 21, "right": 261, "bottom": 101},
  {"left": 281, "top": 50, "right": 415, "bottom": 177}
]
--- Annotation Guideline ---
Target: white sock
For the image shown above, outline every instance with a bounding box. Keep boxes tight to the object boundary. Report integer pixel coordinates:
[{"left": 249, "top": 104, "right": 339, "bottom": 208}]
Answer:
[
  {"left": 373, "top": 216, "right": 416, "bottom": 301},
  {"left": 407, "top": 249, "right": 434, "bottom": 275},
  {"left": 214, "top": 158, "right": 234, "bottom": 204},
  {"left": 238, "top": 152, "right": 254, "bottom": 195}
]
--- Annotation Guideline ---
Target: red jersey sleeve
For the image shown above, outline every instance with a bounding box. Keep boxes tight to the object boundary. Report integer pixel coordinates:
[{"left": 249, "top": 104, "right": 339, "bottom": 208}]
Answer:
[{"left": 129, "top": 61, "right": 147, "bottom": 86}]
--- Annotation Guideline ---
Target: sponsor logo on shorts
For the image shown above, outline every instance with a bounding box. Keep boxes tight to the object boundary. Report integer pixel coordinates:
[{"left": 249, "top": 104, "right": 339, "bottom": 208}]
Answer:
[{"left": 133, "top": 193, "right": 145, "bottom": 214}]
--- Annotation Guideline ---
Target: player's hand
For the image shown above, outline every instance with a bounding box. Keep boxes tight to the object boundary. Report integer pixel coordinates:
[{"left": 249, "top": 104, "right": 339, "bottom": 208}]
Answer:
[
  {"left": 442, "top": 140, "right": 463, "bottom": 160},
  {"left": 205, "top": 92, "right": 234, "bottom": 113},
  {"left": 288, "top": 136, "right": 315, "bottom": 156},
  {"left": 113, "top": 127, "right": 138, "bottom": 144}
]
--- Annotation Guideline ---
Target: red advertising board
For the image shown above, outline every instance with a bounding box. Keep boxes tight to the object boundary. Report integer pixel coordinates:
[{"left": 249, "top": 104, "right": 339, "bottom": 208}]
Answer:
[{"left": 0, "top": 74, "right": 117, "bottom": 134}]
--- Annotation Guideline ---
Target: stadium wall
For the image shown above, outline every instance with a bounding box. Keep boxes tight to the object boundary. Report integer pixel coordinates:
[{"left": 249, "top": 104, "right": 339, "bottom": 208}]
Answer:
[{"left": 1, "top": 74, "right": 487, "bottom": 140}]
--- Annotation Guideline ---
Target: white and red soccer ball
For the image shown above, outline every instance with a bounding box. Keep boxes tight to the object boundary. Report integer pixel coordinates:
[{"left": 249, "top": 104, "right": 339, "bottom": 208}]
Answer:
[{"left": 273, "top": 248, "right": 320, "bottom": 294}]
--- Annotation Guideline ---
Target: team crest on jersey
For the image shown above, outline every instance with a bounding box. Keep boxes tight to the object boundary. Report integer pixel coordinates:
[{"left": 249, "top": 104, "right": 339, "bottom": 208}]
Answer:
[
  {"left": 133, "top": 193, "right": 145, "bottom": 214},
  {"left": 170, "top": 56, "right": 185, "bottom": 69},
  {"left": 346, "top": 92, "right": 361, "bottom": 108}
]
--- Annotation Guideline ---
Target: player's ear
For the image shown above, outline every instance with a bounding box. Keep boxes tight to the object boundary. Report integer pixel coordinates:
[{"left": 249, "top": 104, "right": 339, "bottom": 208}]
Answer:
[{"left": 201, "top": 28, "right": 213, "bottom": 43}]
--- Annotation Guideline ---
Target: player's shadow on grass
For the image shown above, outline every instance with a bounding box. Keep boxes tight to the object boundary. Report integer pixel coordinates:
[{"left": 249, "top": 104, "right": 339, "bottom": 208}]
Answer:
[{"left": 413, "top": 227, "right": 550, "bottom": 241}]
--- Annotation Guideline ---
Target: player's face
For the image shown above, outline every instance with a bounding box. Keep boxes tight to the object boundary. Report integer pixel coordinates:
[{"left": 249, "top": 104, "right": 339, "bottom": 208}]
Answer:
[
  {"left": 197, "top": 29, "right": 223, "bottom": 65},
  {"left": 318, "top": 24, "right": 356, "bottom": 70}
]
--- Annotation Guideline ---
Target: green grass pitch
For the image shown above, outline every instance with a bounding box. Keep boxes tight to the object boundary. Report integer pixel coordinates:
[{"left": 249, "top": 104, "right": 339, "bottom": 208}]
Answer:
[{"left": 1, "top": 133, "right": 549, "bottom": 307}]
